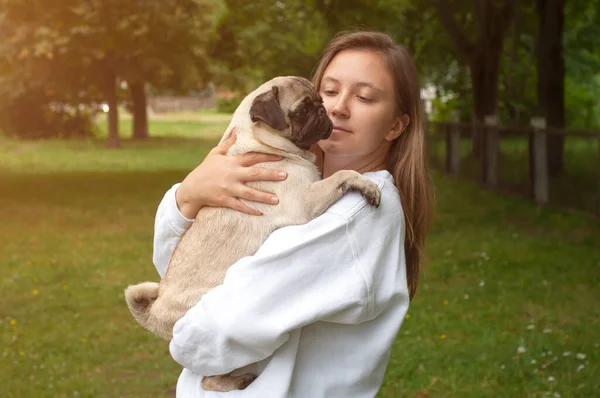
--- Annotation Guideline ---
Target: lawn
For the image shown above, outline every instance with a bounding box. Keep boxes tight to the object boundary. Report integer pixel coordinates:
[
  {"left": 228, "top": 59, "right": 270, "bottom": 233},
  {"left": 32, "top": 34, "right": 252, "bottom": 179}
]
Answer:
[
  {"left": 1, "top": 113, "right": 599, "bottom": 397},
  {"left": 427, "top": 126, "right": 600, "bottom": 216}
]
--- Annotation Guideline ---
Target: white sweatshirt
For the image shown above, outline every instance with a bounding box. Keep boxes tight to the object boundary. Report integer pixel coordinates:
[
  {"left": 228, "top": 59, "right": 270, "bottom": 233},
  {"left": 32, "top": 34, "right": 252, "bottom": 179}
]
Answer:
[{"left": 152, "top": 170, "right": 410, "bottom": 398}]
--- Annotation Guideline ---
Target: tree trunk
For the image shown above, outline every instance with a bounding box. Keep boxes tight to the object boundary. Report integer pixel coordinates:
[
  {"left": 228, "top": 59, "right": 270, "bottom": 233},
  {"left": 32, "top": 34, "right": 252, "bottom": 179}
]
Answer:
[
  {"left": 470, "top": 52, "right": 501, "bottom": 157},
  {"left": 105, "top": 64, "right": 120, "bottom": 149},
  {"left": 434, "top": 0, "right": 515, "bottom": 158},
  {"left": 536, "top": 0, "right": 565, "bottom": 176},
  {"left": 131, "top": 80, "right": 149, "bottom": 140}
]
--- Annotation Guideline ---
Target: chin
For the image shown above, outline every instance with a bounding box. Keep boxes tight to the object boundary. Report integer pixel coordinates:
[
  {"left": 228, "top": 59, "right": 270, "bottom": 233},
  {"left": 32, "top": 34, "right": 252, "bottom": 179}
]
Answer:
[{"left": 317, "top": 139, "right": 346, "bottom": 154}]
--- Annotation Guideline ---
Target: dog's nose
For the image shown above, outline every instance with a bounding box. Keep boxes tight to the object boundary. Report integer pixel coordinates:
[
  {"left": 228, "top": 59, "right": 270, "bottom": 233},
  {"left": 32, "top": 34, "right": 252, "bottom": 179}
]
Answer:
[{"left": 321, "top": 118, "right": 333, "bottom": 139}]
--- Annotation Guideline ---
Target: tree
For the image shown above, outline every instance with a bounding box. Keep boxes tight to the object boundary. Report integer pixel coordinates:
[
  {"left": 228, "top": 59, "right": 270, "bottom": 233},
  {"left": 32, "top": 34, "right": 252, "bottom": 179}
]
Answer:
[
  {"left": 433, "top": 0, "right": 516, "bottom": 156},
  {"left": 120, "top": 0, "right": 217, "bottom": 140},
  {"left": 536, "top": 0, "right": 565, "bottom": 175},
  {"left": 209, "top": 0, "right": 329, "bottom": 92},
  {"left": 499, "top": 2, "right": 537, "bottom": 125},
  {"left": 208, "top": 0, "right": 395, "bottom": 93},
  {"left": 0, "top": 0, "right": 135, "bottom": 146},
  {"left": 379, "top": 1, "right": 470, "bottom": 120},
  {"left": 0, "top": 0, "right": 217, "bottom": 144},
  {"left": 563, "top": 0, "right": 600, "bottom": 130},
  {"left": 0, "top": 0, "right": 106, "bottom": 138}
]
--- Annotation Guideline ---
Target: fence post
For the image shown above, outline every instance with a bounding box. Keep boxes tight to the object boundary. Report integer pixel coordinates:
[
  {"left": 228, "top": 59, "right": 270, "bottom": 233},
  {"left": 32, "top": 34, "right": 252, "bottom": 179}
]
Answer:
[
  {"left": 482, "top": 115, "right": 499, "bottom": 186},
  {"left": 445, "top": 114, "right": 460, "bottom": 174},
  {"left": 530, "top": 117, "right": 549, "bottom": 204}
]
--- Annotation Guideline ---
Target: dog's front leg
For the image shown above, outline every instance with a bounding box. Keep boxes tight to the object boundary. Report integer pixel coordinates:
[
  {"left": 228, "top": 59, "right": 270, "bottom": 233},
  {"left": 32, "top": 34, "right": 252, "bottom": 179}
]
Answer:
[{"left": 304, "top": 170, "right": 381, "bottom": 219}]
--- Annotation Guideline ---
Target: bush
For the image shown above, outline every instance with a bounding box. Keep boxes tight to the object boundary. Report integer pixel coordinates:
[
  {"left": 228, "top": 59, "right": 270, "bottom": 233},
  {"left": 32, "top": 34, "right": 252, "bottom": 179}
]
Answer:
[
  {"left": 0, "top": 92, "right": 96, "bottom": 139},
  {"left": 216, "top": 96, "right": 243, "bottom": 114}
]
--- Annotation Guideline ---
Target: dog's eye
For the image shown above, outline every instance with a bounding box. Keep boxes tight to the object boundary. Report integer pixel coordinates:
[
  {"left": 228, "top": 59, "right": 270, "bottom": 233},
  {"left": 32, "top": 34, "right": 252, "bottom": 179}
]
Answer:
[{"left": 299, "top": 108, "right": 308, "bottom": 117}]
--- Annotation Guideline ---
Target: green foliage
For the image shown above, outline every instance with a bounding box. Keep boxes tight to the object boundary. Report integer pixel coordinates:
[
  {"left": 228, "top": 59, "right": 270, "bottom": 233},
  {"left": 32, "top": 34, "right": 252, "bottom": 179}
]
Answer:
[
  {"left": 208, "top": 0, "right": 398, "bottom": 92},
  {"left": 564, "top": 0, "right": 600, "bottom": 129},
  {"left": 0, "top": 90, "right": 97, "bottom": 139},
  {"left": 0, "top": 0, "right": 219, "bottom": 139},
  {"left": 496, "top": 3, "right": 537, "bottom": 125},
  {"left": 216, "top": 96, "right": 243, "bottom": 114},
  {"left": 565, "top": 75, "right": 600, "bottom": 130},
  {"left": 408, "top": 0, "right": 600, "bottom": 129},
  {"left": 208, "top": 0, "right": 328, "bottom": 91},
  {"left": 1, "top": 0, "right": 600, "bottom": 134}
]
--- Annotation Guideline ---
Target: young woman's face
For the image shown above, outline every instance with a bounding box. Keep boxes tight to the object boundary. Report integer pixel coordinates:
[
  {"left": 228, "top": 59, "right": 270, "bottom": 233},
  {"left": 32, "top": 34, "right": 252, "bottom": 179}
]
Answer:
[{"left": 317, "top": 49, "right": 402, "bottom": 158}]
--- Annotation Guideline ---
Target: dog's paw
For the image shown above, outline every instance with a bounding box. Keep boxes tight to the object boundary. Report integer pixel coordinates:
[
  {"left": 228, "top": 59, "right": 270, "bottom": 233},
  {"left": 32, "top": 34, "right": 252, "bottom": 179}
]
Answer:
[
  {"left": 339, "top": 173, "right": 382, "bottom": 208},
  {"left": 353, "top": 179, "right": 381, "bottom": 208},
  {"left": 235, "top": 373, "right": 258, "bottom": 390}
]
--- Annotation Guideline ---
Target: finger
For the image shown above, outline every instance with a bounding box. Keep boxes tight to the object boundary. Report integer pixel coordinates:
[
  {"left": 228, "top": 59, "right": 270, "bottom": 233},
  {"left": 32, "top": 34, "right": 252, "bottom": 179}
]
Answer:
[
  {"left": 243, "top": 167, "right": 287, "bottom": 182},
  {"left": 225, "top": 198, "right": 263, "bottom": 216},
  {"left": 214, "top": 129, "right": 238, "bottom": 155},
  {"left": 238, "top": 152, "right": 283, "bottom": 167},
  {"left": 238, "top": 186, "right": 279, "bottom": 205}
]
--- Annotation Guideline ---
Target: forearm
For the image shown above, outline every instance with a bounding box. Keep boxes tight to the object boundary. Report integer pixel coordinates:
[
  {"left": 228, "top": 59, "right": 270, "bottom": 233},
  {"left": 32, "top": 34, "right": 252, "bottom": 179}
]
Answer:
[
  {"left": 153, "top": 183, "right": 195, "bottom": 278},
  {"left": 175, "top": 183, "right": 204, "bottom": 219}
]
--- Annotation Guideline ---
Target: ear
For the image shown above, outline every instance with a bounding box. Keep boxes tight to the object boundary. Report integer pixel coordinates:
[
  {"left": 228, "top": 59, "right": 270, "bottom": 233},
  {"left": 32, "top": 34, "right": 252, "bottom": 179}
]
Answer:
[
  {"left": 250, "top": 86, "right": 288, "bottom": 131},
  {"left": 385, "top": 114, "right": 410, "bottom": 141}
]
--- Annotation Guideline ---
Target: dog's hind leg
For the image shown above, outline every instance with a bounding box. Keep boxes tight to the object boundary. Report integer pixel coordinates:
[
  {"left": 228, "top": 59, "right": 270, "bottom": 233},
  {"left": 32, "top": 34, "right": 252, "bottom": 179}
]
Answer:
[{"left": 201, "top": 373, "right": 258, "bottom": 392}]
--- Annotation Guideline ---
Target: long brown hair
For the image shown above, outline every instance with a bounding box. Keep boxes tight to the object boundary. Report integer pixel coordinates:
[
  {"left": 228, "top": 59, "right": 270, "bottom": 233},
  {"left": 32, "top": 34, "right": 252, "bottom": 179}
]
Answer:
[{"left": 310, "top": 30, "right": 434, "bottom": 300}]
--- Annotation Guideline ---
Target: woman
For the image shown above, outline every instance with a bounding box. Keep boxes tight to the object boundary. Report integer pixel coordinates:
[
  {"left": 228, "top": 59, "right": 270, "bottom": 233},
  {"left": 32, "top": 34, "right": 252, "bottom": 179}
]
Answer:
[{"left": 153, "top": 30, "right": 434, "bottom": 397}]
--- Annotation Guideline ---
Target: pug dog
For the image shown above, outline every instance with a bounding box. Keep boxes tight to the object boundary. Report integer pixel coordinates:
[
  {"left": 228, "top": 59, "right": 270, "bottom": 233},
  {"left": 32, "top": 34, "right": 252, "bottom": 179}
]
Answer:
[{"left": 124, "top": 76, "right": 381, "bottom": 392}]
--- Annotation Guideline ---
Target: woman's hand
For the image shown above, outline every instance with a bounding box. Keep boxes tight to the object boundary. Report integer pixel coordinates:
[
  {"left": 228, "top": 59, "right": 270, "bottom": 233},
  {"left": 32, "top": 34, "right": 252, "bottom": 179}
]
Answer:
[{"left": 175, "top": 130, "right": 287, "bottom": 218}]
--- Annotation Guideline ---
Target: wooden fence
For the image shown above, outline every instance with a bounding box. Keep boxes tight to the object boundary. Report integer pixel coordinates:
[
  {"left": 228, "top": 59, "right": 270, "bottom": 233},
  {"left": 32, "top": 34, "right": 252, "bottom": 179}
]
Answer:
[
  {"left": 426, "top": 118, "right": 600, "bottom": 218},
  {"left": 147, "top": 96, "right": 216, "bottom": 113}
]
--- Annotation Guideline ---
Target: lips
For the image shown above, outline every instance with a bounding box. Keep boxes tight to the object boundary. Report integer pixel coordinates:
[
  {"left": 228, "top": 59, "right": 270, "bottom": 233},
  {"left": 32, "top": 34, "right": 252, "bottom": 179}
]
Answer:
[{"left": 333, "top": 125, "right": 352, "bottom": 134}]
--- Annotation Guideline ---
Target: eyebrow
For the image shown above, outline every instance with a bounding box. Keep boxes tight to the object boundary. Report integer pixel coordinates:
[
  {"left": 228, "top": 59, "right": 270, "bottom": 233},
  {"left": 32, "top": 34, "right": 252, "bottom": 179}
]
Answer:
[{"left": 321, "top": 77, "right": 383, "bottom": 93}]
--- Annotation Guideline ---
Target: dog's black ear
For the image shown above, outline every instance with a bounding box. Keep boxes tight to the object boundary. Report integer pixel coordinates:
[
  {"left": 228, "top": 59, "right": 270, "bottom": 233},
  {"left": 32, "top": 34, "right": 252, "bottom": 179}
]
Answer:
[{"left": 250, "top": 86, "right": 288, "bottom": 131}]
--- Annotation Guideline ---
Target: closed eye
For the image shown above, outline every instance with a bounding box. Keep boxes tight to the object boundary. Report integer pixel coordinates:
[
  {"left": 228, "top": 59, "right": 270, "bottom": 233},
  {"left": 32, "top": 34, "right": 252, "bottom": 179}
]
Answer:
[
  {"left": 322, "top": 90, "right": 337, "bottom": 96},
  {"left": 293, "top": 106, "right": 309, "bottom": 119},
  {"left": 358, "top": 96, "right": 373, "bottom": 103}
]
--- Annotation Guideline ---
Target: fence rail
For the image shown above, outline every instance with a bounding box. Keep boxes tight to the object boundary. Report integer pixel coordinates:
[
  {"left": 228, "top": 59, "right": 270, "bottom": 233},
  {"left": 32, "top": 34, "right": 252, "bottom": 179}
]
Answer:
[
  {"left": 147, "top": 96, "right": 216, "bottom": 113},
  {"left": 426, "top": 120, "right": 600, "bottom": 218}
]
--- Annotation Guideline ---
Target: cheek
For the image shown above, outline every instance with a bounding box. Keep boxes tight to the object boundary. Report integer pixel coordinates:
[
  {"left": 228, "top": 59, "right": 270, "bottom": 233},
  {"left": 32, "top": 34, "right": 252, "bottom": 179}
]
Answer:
[
  {"left": 368, "top": 106, "right": 395, "bottom": 129},
  {"left": 322, "top": 97, "right": 335, "bottom": 115},
  {"left": 354, "top": 106, "right": 385, "bottom": 128},
  {"left": 351, "top": 108, "right": 395, "bottom": 143}
]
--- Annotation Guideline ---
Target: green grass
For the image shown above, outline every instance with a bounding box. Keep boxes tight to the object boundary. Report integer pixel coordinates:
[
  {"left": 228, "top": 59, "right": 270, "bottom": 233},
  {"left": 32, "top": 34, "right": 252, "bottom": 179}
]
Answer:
[
  {"left": 428, "top": 131, "right": 600, "bottom": 216},
  {"left": 1, "top": 115, "right": 599, "bottom": 397},
  {"left": 93, "top": 109, "right": 232, "bottom": 140}
]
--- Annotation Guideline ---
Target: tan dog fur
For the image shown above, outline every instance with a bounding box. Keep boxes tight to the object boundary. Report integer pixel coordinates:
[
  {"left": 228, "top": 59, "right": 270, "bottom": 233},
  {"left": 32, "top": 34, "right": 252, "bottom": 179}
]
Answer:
[{"left": 124, "top": 76, "right": 381, "bottom": 392}]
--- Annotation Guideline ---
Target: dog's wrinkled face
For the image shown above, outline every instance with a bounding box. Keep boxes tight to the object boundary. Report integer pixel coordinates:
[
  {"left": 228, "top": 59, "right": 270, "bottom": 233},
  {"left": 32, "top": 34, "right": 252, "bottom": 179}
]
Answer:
[{"left": 249, "top": 77, "right": 333, "bottom": 150}]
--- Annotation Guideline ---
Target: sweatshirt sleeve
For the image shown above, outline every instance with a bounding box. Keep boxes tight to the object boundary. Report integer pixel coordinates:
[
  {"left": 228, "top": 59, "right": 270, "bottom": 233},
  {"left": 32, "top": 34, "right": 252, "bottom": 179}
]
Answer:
[
  {"left": 168, "top": 214, "right": 369, "bottom": 376},
  {"left": 153, "top": 183, "right": 196, "bottom": 278}
]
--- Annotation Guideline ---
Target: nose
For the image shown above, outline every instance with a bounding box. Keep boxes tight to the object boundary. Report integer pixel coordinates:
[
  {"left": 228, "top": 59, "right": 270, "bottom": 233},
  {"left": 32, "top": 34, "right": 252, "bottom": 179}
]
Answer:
[{"left": 330, "top": 94, "right": 350, "bottom": 119}]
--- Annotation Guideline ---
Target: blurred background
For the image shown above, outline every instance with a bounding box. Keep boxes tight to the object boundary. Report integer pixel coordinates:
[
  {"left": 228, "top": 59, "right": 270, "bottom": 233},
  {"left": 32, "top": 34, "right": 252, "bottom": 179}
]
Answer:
[{"left": 1, "top": 1, "right": 599, "bottom": 397}]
